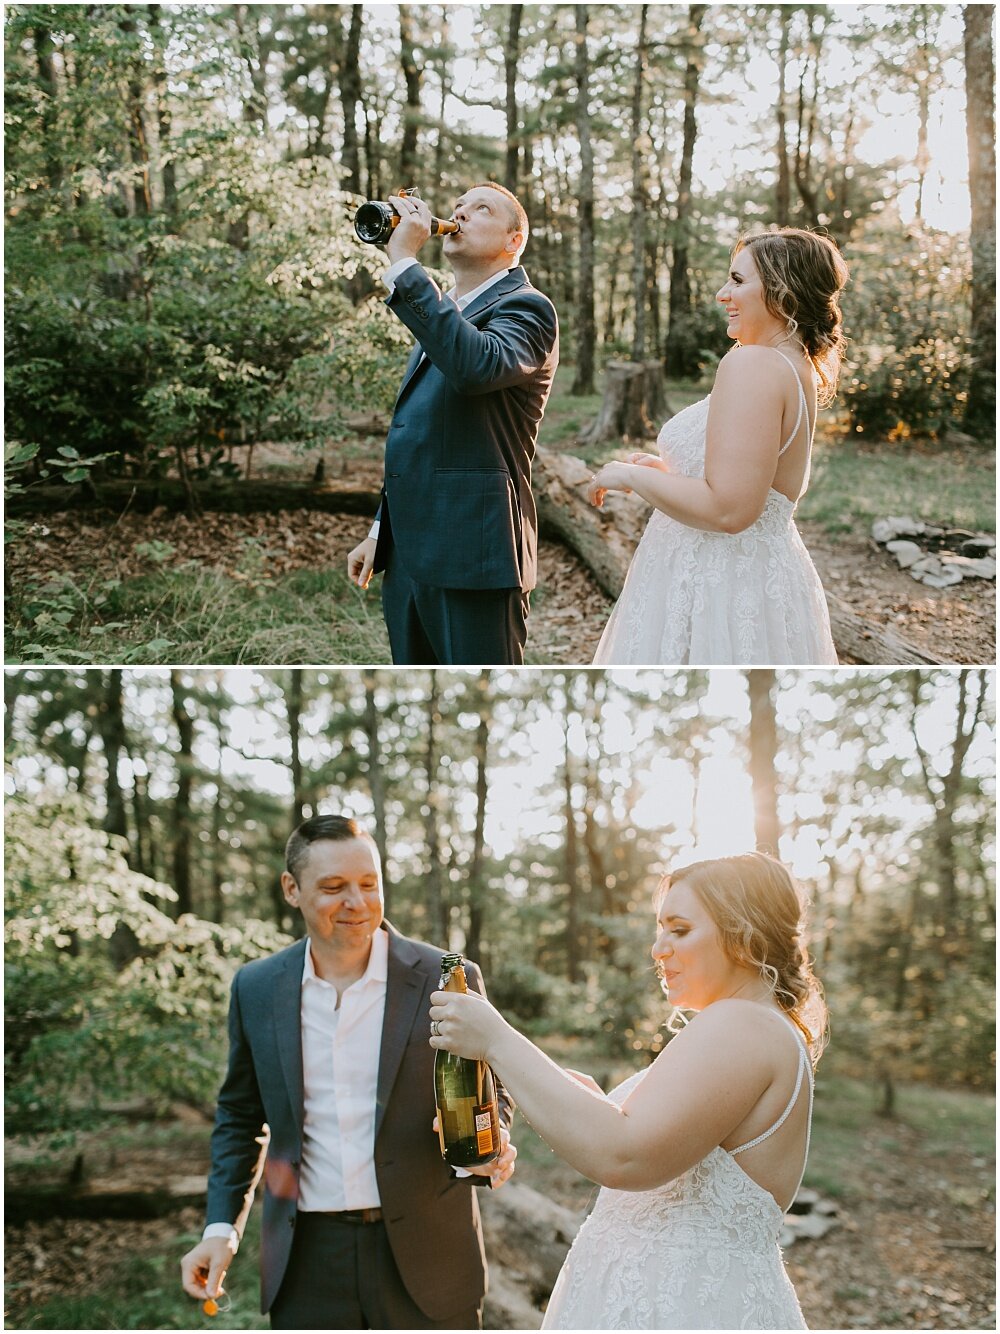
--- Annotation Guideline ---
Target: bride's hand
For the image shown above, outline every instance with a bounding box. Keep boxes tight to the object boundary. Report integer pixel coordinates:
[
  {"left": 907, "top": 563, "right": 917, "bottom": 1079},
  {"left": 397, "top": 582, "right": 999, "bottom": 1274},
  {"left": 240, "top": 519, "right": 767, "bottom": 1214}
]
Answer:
[
  {"left": 587, "top": 461, "right": 633, "bottom": 507},
  {"left": 627, "top": 451, "right": 668, "bottom": 472},
  {"left": 429, "top": 990, "right": 507, "bottom": 1063}
]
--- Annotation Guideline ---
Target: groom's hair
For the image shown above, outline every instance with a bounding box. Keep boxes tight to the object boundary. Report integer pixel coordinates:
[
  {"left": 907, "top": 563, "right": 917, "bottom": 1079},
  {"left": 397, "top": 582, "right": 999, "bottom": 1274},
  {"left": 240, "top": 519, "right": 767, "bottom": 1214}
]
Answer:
[
  {"left": 285, "top": 814, "right": 379, "bottom": 884},
  {"left": 471, "top": 180, "right": 529, "bottom": 258}
]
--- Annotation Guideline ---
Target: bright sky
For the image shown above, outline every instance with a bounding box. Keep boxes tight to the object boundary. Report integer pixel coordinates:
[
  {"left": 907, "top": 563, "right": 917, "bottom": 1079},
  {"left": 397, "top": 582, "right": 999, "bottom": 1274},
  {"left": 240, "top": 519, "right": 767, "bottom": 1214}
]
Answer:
[{"left": 430, "top": 2, "right": 972, "bottom": 234}]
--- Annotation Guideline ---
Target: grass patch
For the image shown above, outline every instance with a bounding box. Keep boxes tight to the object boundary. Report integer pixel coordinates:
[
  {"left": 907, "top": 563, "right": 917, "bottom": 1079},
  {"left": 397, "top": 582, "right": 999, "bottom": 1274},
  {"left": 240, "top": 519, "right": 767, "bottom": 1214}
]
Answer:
[
  {"left": 6, "top": 563, "right": 389, "bottom": 666},
  {"left": 800, "top": 435, "right": 996, "bottom": 534}
]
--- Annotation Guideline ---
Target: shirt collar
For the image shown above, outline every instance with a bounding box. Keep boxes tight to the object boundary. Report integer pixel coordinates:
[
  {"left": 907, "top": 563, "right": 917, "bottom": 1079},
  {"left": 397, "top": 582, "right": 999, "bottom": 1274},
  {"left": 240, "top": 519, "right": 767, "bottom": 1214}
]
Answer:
[
  {"left": 301, "top": 923, "right": 389, "bottom": 989},
  {"left": 452, "top": 266, "right": 516, "bottom": 310}
]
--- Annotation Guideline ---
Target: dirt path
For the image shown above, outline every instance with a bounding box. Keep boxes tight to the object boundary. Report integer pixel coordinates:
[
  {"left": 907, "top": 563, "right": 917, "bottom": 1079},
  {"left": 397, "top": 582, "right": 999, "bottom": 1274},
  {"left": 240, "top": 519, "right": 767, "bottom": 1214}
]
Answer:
[{"left": 9, "top": 505, "right": 992, "bottom": 665}]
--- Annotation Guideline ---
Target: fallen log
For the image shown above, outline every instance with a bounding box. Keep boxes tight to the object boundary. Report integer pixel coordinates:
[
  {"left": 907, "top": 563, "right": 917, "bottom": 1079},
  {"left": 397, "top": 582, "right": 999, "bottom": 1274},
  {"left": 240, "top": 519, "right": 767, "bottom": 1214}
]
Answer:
[
  {"left": 534, "top": 447, "right": 649, "bottom": 601},
  {"left": 480, "top": 1180, "right": 582, "bottom": 1330},
  {"left": 826, "top": 595, "right": 939, "bottom": 665},
  {"left": 4, "top": 1175, "right": 208, "bottom": 1225},
  {"left": 6, "top": 478, "right": 381, "bottom": 519}
]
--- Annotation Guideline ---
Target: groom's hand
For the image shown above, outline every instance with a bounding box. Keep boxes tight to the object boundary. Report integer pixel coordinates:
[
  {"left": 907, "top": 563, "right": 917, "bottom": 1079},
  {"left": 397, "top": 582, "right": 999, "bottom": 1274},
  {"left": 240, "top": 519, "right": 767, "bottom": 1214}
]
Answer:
[
  {"left": 464, "top": 1125, "right": 518, "bottom": 1190},
  {"left": 180, "top": 1236, "right": 233, "bottom": 1302},
  {"left": 387, "top": 194, "right": 432, "bottom": 263},
  {"left": 347, "top": 536, "right": 377, "bottom": 590}
]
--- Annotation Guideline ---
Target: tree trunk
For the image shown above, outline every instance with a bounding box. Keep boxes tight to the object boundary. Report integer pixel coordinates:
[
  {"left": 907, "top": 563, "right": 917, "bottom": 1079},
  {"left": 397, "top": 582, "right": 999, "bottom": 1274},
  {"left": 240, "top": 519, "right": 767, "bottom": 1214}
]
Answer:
[
  {"left": 962, "top": 4, "right": 996, "bottom": 438},
  {"left": 285, "top": 670, "right": 306, "bottom": 828},
  {"left": 571, "top": 6, "right": 596, "bottom": 396},
  {"left": 775, "top": 8, "right": 792, "bottom": 225},
  {"left": 362, "top": 671, "right": 389, "bottom": 908},
  {"left": 562, "top": 691, "right": 582, "bottom": 985},
  {"left": 339, "top": 6, "right": 364, "bottom": 194},
  {"left": 630, "top": 6, "right": 650, "bottom": 362},
  {"left": 465, "top": 672, "right": 491, "bottom": 967},
  {"left": 747, "top": 670, "right": 780, "bottom": 855},
  {"left": 504, "top": 5, "right": 523, "bottom": 192},
  {"left": 120, "top": 7, "right": 152, "bottom": 217},
  {"left": 148, "top": 5, "right": 177, "bottom": 225},
  {"left": 33, "top": 24, "right": 62, "bottom": 193},
  {"left": 398, "top": 5, "right": 422, "bottom": 183},
  {"left": 424, "top": 673, "right": 446, "bottom": 945},
  {"left": 170, "top": 671, "right": 194, "bottom": 917},
  {"left": 97, "top": 669, "right": 130, "bottom": 849},
  {"left": 664, "top": 4, "right": 707, "bottom": 378}
]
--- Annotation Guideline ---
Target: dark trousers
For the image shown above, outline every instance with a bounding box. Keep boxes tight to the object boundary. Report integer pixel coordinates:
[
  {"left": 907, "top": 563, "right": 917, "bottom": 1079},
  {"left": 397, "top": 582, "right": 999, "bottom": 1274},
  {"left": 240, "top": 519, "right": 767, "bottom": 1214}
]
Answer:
[
  {"left": 269, "top": 1213, "right": 481, "bottom": 1330},
  {"left": 381, "top": 547, "right": 528, "bottom": 666}
]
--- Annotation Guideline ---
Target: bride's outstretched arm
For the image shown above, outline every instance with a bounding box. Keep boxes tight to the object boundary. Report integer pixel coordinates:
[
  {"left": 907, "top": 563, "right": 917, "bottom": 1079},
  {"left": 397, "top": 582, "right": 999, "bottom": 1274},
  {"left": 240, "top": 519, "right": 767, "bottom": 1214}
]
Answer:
[
  {"left": 589, "top": 348, "right": 787, "bottom": 534},
  {"left": 429, "top": 990, "right": 773, "bottom": 1192}
]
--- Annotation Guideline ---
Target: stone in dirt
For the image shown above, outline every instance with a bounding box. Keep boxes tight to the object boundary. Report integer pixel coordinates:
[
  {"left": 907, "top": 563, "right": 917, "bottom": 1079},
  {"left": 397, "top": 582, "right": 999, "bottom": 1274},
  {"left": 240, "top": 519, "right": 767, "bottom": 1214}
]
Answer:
[{"left": 886, "top": 540, "right": 923, "bottom": 569}]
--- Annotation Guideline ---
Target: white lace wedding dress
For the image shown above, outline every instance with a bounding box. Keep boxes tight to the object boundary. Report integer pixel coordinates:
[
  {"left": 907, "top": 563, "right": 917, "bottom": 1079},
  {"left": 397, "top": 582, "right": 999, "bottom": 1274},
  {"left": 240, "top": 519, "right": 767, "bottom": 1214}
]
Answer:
[
  {"left": 541, "top": 1033, "right": 813, "bottom": 1331},
  {"left": 593, "top": 351, "right": 837, "bottom": 665}
]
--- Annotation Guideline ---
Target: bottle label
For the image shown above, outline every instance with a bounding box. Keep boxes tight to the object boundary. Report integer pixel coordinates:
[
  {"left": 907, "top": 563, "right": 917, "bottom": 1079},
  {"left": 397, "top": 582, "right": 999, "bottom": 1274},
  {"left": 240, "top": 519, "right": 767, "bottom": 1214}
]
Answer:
[{"left": 474, "top": 1106, "right": 495, "bottom": 1154}]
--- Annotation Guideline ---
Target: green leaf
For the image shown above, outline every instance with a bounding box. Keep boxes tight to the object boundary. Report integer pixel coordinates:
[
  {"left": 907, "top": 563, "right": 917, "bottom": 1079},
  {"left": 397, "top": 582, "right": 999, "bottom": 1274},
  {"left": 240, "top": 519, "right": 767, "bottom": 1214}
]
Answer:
[{"left": 56, "top": 446, "right": 81, "bottom": 459}]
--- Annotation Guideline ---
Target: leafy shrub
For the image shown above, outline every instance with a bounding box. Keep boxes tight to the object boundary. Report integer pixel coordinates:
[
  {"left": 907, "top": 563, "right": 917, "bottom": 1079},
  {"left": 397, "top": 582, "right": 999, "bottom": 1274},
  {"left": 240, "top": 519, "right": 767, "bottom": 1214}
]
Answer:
[{"left": 4, "top": 795, "right": 291, "bottom": 1132}]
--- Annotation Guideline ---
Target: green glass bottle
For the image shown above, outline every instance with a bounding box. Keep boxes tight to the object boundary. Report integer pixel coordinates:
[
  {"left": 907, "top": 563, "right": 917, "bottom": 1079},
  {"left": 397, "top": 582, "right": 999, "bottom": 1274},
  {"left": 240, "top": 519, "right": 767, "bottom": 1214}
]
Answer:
[{"left": 434, "top": 953, "right": 501, "bottom": 1168}]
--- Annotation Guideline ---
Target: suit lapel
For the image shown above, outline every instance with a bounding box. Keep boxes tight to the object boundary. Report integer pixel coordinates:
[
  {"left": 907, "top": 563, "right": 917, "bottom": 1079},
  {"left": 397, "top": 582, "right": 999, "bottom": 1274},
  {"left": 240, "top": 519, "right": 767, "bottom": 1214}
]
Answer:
[
  {"left": 274, "top": 938, "right": 307, "bottom": 1131},
  {"left": 460, "top": 265, "right": 526, "bottom": 321},
  {"left": 375, "top": 924, "right": 427, "bottom": 1141}
]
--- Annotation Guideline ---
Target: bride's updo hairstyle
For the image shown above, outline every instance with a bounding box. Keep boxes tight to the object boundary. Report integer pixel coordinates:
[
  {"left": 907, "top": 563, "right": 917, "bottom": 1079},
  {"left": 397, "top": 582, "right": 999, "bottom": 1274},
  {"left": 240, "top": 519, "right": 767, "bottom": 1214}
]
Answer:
[
  {"left": 734, "top": 228, "right": 849, "bottom": 407},
  {"left": 662, "top": 851, "right": 828, "bottom": 1066}
]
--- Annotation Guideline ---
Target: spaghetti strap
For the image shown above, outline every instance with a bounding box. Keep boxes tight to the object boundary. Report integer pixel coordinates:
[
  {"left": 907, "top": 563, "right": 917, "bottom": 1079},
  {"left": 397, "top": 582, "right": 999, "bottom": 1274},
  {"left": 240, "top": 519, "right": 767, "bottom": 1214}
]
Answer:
[
  {"left": 728, "top": 1019, "right": 815, "bottom": 1202},
  {"left": 772, "top": 348, "right": 813, "bottom": 457}
]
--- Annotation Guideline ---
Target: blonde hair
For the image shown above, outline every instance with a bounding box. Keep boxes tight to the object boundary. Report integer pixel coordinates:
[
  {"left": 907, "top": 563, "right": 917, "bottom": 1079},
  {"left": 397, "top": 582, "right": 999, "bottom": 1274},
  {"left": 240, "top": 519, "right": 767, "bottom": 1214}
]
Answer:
[
  {"left": 659, "top": 851, "right": 828, "bottom": 1066},
  {"left": 734, "top": 228, "right": 849, "bottom": 406}
]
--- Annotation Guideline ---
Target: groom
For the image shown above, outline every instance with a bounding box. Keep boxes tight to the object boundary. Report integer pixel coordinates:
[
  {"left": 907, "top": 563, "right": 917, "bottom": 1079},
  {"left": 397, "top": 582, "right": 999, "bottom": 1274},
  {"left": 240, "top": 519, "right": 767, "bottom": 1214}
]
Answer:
[
  {"left": 347, "top": 182, "right": 559, "bottom": 665},
  {"left": 180, "top": 814, "right": 516, "bottom": 1328}
]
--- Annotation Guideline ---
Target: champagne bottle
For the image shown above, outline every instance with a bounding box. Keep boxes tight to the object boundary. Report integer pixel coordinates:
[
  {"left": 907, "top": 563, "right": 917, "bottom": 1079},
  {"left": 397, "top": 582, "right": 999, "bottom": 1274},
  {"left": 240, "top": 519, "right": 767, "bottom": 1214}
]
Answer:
[{"left": 434, "top": 953, "right": 501, "bottom": 1168}]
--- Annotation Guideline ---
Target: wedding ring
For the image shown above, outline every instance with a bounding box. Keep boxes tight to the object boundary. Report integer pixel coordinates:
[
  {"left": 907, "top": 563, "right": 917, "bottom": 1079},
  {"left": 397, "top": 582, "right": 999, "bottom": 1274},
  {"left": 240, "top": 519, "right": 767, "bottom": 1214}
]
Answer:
[{"left": 431, "top": 1020, "right": 441, "bottom": 1037}]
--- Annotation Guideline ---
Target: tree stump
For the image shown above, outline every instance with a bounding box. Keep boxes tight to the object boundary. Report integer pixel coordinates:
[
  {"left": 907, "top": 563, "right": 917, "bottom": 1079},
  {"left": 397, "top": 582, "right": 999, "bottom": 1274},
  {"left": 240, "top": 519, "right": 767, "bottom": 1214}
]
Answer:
[{"left": 579, "top": 360, "right": 671, "bottom": 446}]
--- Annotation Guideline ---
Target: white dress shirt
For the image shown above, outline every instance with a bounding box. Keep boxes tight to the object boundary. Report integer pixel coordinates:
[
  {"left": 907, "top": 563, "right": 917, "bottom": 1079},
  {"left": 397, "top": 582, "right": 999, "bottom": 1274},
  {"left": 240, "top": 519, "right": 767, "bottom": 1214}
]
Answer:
[
  {"left": 367, "top": 260, "right": 516, "bottom": 540},
  {"left": 203, "top": 929, "right": 389, "bottom": 1248}
]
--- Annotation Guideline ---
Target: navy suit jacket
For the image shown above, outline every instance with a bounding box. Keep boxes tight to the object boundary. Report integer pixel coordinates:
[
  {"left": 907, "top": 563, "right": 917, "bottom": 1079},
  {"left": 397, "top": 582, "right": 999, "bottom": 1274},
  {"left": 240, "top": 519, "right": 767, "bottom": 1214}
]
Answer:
[
  {"left": 373, "top": 263, "right": 559, "bottom": 592},
  {"left": 205, "top": 924, "right": 500, "bottom": 1319}
]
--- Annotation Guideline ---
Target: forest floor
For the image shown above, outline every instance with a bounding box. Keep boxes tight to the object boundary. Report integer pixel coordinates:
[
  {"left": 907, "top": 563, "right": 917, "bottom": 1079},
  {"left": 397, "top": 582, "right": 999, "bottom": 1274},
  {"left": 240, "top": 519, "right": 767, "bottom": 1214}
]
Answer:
[
  {"left": 6, "top": 371, "right": 995, "bottom": 665},
  {"left": 4, "top": 1076, "right": 995, "bottom": 1331}
]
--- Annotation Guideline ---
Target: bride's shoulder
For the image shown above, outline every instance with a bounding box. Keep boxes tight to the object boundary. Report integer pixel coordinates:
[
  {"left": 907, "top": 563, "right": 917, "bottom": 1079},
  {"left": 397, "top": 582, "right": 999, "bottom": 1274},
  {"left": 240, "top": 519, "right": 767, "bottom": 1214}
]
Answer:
[
  {"left": 680, "top": 1000, "right": 783, "bottom": 1049},
  {"left": 714, "top": 345, "right": 789, "bottom": 389}
]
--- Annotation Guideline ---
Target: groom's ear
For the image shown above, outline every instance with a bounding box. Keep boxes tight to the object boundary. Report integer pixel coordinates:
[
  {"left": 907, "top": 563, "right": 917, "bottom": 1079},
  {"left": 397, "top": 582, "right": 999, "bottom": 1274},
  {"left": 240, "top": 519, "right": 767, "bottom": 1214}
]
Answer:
[{"left": 280, "top": 871, "right": 300, "bottom": 907}]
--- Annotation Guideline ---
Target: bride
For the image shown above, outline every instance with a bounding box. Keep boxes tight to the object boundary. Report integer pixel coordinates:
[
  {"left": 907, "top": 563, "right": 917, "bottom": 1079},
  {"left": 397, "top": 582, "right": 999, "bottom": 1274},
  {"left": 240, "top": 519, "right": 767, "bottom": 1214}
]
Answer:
[
  {"left": 430, "top": 852, "right": 827, "bottom": 1330},
  {"left": 590, "top": 228, "right": 848, "bottom": 666}
]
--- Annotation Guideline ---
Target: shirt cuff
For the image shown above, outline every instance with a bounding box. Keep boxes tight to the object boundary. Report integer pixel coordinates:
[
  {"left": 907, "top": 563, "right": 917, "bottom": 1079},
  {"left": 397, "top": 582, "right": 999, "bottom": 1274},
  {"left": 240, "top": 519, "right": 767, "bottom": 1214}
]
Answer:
[
  {"left": 203, "top": 1223, "right": 240, "bottom": 1253},
  {"left": 382, "top": 255, "right": 419, "bottom": 295},
  {"left": 368, "top": 519, "right": 380, "bottom": 541}
]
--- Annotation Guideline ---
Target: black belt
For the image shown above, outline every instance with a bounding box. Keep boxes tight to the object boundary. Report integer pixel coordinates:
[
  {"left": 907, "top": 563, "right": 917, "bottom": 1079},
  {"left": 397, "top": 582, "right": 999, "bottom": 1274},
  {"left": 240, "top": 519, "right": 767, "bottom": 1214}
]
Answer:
[{"left": 319, "top": 1208, "right": 383, "bottom": 1225}]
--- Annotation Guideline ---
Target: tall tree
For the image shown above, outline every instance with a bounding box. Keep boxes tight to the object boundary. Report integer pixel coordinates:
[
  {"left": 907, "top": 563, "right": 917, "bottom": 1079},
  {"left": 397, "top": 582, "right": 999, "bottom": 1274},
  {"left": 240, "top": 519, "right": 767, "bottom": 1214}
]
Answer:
[
  {"left": 747, "top": 670, "right": 780, "bottom": 855},
  {"left": 398, "top": 5, "right": 422, "bottom": 183},
  {"left": 571, "top": 5, "right": 596, "bottom": 396},
  {"left": 630, "top": 5, "right": 650, "bottom": 363},
  {"left": 424, "top": 673, "right": 446, "bottom": 944},
  {"left": 170, "top": 671, "right": 194, "bottom": 917},
  {"left": 774, "top": 6, "right": 792, "bottom": 224},
  {"left": 465, "top": 672, "right": 491, "bottom": 965},
  {"left": 503, "top": 4, "right": 523, "bottom": 192},
  {"left": 96, "top": 669, "right": 130, "bottom": 848},
  {"left": 664, "top": 4, "right": 707, "bottom": 378},
  {"left": 339, "top": 6, "right": 364, "bottom": 193},
  {"left": 962, "top": 4, "right": 996, "bottom": 438}
]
